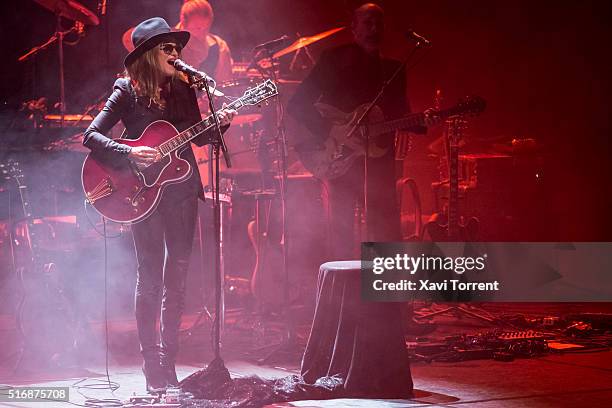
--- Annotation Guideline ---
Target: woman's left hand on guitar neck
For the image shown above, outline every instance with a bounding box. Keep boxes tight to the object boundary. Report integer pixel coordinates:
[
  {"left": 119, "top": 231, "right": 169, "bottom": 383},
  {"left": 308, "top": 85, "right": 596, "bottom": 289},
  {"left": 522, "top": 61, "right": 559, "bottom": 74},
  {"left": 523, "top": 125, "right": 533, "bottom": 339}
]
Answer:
[{"left": 217, "top": 103, "right": 237, "bottom": 126}]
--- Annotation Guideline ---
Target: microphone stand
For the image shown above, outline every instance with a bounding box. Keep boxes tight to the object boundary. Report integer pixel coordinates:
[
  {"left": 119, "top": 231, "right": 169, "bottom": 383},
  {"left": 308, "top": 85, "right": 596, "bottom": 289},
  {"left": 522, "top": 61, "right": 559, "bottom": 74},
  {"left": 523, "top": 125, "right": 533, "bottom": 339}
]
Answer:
[
  {"left": 189, "top": 73, "right": 232, "bottom": 378},
  {"left": 347, "top": 42, "right": 425, "bottom": 241},
  {"left": 18, "top": 14, "right": 80, "bottom": 127}
]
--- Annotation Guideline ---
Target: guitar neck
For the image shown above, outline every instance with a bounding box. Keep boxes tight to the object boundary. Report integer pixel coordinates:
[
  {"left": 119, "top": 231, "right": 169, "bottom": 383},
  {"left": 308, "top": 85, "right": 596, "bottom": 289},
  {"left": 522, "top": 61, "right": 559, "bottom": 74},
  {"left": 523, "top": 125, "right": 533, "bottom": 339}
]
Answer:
[
  {"left": 368, "top": 104, "right": 469, "bottom": 137},
  {"left": 369, "top": 112, "right": 426, "bottom": 137},
  {"left": 157, "top": 97, "right": 244, "bottom": 155},
  {"left": 14, "top": 177, "right": 43, "bottom": 266},
  {"left": 445, "top": 116, "right": 466, "bottom": 240}
]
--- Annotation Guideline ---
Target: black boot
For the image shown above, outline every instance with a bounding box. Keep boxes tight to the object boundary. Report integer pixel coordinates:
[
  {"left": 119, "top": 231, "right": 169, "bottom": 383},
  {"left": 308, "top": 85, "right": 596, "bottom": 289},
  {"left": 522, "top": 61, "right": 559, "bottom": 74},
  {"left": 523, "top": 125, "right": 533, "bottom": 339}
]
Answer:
[
  {"left": 142, "top": 360, "right": 166, "bottom": 393},
  {"left": 160, "top": 357, "right": 178, "bottom": 386}
]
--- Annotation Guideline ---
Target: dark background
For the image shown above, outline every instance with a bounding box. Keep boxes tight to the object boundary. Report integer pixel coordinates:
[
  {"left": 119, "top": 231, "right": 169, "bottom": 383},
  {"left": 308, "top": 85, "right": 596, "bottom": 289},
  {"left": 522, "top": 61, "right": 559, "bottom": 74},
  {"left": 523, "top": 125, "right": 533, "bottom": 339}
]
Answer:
[{"left": 1, "top": 0, "right": 611, "bottom": 240}]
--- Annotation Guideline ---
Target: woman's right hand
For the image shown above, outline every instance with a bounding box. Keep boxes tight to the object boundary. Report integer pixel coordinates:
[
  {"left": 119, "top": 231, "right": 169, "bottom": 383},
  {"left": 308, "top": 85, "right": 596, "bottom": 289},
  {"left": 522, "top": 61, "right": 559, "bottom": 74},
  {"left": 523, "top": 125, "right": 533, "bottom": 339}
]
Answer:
[{"left": 128, "top": 146, "right": 160, "bottom": 167}]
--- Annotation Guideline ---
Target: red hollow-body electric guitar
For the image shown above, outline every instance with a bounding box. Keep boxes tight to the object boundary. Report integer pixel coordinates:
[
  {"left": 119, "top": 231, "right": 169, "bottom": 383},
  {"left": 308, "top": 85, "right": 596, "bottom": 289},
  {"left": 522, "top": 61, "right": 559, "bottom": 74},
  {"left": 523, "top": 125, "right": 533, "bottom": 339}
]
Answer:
[{"left": 82, "top": 79, "right": 278, "bottom": 223}]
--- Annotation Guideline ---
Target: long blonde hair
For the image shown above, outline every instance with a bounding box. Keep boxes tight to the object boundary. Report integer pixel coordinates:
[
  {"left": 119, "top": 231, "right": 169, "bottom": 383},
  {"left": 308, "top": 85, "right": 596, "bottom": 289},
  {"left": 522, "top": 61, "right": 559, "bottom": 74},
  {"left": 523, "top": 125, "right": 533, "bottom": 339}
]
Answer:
[{"left": 125, "top": 46, "right": 182, "bottom": 108}]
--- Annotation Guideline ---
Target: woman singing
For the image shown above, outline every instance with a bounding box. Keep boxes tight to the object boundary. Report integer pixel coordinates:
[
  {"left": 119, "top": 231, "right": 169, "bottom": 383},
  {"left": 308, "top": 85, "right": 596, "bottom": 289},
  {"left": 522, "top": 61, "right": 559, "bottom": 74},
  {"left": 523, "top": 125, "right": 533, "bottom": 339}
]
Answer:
[{"left": 83, "top": 17, "right": 236, "bottom": 392}]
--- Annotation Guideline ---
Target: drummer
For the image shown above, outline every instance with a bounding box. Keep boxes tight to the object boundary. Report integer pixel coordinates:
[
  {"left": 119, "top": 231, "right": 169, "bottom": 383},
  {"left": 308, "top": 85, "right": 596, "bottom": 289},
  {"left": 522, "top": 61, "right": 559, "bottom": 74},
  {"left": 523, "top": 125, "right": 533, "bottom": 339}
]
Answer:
[{"left": 175, "top": 0, "right": 233, "bottom": 82}]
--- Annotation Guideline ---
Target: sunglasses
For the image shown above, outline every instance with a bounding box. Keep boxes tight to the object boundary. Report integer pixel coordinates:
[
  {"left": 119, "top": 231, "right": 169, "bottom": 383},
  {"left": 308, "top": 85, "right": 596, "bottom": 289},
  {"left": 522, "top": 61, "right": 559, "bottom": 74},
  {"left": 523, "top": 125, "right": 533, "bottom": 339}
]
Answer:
[{"left": 159, "top": 43, "right": 183, "bottom": 55}]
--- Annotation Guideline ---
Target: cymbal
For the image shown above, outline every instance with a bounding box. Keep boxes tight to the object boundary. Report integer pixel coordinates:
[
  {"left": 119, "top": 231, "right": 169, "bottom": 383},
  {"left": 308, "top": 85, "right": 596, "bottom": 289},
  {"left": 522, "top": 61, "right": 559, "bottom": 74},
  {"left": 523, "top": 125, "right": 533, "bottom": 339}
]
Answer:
[
  {"left": 122, "top": 26, "right": 135, "bottom": 52},
  {"left": 273, "top": 27, "right": 344, "bottom": 59},
  {"left": 34, "top": 0, "right": 100, "bottom": 26},
  {"left": 493, "top": 138, "right": 540, "bottom": 154},
  {"left": 459, "top": 153, "right": 511, "bottom": 160}
]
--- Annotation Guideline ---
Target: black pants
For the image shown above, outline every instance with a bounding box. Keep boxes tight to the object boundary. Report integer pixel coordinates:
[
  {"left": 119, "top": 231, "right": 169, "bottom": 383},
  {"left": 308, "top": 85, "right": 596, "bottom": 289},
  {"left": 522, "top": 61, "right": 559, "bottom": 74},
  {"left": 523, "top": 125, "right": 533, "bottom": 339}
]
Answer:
[
  {"left": 132, "top": 195, "right": 198, "bottom": 364},
  {"left": 323, "top": 155, "right": 401, "bottom": 260}
]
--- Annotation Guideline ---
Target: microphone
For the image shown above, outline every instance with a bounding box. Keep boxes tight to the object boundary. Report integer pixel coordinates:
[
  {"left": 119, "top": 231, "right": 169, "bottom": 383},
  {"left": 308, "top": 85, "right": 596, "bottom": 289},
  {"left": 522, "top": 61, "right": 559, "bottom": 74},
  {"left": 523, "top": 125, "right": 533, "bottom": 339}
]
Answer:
[
  {"left": 169, "top": 59, "right": 213, "bottom": 82},
  {"left": 405, "top": 29, "right": 431, "bottom": 47},
  {"left": 168, "top": 59, "right": 224, "bottom": 96},
  {"left": 253, "top": 35, "right": 290, "bottom": 52}
]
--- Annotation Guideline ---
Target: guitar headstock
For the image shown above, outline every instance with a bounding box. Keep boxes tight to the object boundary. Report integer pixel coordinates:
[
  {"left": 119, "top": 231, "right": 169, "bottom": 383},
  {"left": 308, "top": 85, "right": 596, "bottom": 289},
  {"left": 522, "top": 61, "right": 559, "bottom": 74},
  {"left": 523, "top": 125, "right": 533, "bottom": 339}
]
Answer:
[
  {"left": 446, "top": 116, "right": 467, "bottom": 146},
  {"left": 241, "top": 79, "right": 278, "bottom": 106},
  {"left": 454, "top": 95, "right": 486, "bottom": 117}
]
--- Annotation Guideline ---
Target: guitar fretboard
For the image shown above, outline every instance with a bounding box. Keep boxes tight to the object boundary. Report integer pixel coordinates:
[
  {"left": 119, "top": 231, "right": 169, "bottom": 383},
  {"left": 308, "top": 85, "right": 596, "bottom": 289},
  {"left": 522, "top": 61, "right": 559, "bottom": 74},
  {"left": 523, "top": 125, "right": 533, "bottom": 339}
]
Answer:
[
  {"left": 368, "top": 104, "right": 471, "bottom": 137},
  {"left": 370, "top": 112, "right": 426, "bottom": 136},
  {"left": 157, "top": 98, "right": 245, "bottom": 155},
  {"left": 446, "top": 117, "right": 465, "bottom": 240}
]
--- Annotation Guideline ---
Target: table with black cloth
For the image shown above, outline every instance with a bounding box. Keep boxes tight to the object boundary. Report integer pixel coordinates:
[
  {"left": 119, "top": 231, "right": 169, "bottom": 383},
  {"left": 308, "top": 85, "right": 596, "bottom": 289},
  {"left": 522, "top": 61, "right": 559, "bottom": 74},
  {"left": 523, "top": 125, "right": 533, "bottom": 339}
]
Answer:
[{"left": 300, "top": 261, "right": 413, "bottom": 398}]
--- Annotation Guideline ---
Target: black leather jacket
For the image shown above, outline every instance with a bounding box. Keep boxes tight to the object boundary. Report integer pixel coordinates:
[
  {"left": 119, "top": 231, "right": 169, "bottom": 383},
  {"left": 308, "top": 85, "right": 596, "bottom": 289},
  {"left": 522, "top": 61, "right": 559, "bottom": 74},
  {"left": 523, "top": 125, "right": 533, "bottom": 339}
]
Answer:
[{"left": 83, "top": 77, "right": 219, "bottom": 202}]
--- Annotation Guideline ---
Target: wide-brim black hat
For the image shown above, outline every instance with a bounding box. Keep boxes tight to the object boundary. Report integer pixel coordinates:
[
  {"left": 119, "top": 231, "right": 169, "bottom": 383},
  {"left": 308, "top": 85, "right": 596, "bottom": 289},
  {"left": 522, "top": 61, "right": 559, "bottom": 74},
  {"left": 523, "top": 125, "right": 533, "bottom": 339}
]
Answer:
[{"left": 124, "top": 17, "right": 190, "bottom": 68}]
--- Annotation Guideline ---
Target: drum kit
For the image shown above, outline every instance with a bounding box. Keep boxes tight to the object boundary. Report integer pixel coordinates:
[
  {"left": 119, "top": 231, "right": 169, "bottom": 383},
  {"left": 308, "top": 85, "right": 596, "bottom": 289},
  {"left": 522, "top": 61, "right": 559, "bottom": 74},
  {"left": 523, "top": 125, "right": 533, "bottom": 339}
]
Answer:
[{"left": 182, "top": 30, "right": 340, "bottom": 309}]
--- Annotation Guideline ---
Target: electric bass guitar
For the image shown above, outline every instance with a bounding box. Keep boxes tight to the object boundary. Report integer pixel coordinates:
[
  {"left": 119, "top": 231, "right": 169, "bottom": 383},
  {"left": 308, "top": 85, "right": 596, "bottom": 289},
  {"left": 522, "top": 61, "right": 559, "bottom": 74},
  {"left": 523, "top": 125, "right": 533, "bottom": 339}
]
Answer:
[
  {"left": 82, "top": 79, "right": 278, "bottom": 223},
  {"left": 297, "top": 96, "right": 486, "bottom": 180}
]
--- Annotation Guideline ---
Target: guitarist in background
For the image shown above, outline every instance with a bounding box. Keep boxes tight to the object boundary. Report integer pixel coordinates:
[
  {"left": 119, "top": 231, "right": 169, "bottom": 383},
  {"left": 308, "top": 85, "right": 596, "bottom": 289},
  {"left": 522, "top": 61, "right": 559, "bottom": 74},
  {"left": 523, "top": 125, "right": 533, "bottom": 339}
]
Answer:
[
  {"left": 82, "top": 18, "right": 236, "bottom": 392},
  {"left": 288, "top": 3, "right": 426, "bottom": 259}
]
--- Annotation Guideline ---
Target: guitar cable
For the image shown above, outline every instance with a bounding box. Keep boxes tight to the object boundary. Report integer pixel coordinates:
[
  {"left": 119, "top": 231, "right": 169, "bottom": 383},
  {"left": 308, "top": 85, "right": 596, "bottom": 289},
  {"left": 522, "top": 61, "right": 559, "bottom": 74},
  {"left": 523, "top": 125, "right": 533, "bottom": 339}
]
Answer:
[
  {"left": 72, "top": 203, "right": 123, "bottom": 407},
  {"left": 83, "top": 200, "right": 123, "bottom": 239},
  {"left": 1, "top": 212, "right": 122, "bottom": 407}
]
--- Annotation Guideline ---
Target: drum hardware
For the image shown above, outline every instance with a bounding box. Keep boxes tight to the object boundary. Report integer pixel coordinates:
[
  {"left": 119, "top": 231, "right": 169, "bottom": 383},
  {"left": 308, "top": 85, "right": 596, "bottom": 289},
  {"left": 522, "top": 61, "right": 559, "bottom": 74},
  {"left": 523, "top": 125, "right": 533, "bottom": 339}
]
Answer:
[
  {"left": 46, "top": 132, "right": 89, "bottom": 153},
  {"left": 242, "top": 41, "right": 298, "bottom": 364},
  {"left": 19, "top": 98, "right": 49, "bottom": 129},
  {"left": 42, "top": 114, "right": 94, "bottom": 128},
  {"left": 231, "top": 61, "right": 266, "bottom": 78},
  {"left": 219, "top": 168, "right": 263, "bottom": 179},
  {"left": 182, "top": 191, "right": 232, "bottom": 339},
  {"left": 69, "top": 91, "right": 111, "bottom": 128},
  {"left": 19, "top": 0, "right": 99, "bottom": 127}
]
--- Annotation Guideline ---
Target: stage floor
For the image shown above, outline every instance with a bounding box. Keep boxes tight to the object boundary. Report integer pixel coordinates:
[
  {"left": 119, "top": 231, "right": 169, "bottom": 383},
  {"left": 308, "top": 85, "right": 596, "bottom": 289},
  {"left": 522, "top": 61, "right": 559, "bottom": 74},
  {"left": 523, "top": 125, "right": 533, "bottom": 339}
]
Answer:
[{"left": 1, "top": 304, "right": 611, "bottom": 407}]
